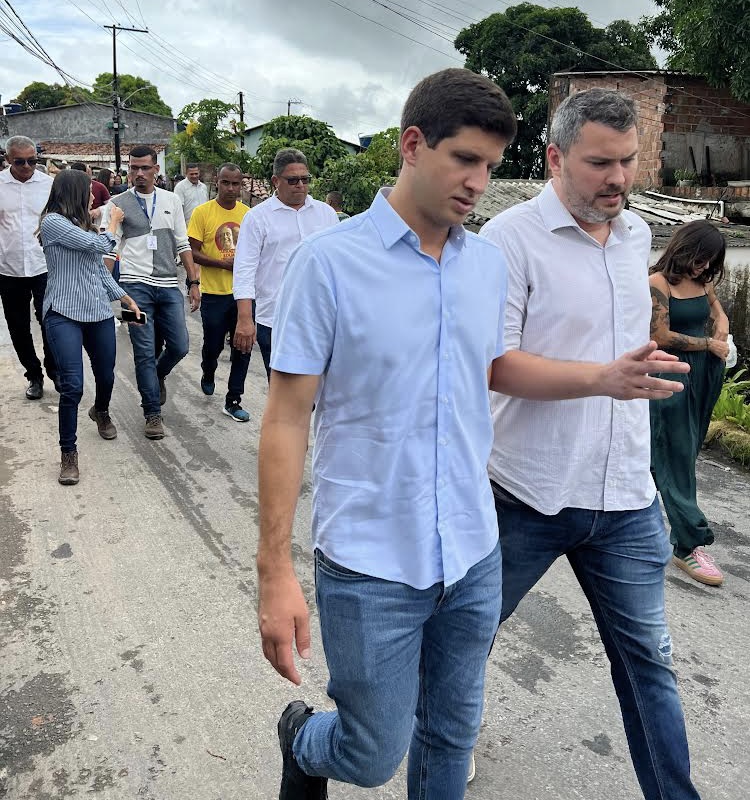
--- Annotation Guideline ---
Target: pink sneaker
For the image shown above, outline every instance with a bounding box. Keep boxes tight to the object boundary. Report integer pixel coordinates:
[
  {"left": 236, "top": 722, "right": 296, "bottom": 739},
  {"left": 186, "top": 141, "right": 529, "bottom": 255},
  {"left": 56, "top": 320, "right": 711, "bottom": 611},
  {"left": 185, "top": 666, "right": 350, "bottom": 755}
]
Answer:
[{"left": 673, "top": 548, "right": 724, "bottom": 586}]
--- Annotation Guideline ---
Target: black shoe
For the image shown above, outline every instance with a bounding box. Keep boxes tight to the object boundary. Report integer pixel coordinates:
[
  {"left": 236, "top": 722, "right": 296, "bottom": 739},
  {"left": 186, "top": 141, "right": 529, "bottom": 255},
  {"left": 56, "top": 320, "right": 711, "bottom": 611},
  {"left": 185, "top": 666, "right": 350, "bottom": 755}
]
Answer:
[
  {"left": 278, "top": 701, "right": 328, "bottom": 800},
  {"left": 159, "top": 377, "right": 167, "bottom": 406},
  {"left": 200, "top": 374, "right": 215, "bottom": 396},
  {"left": 25, "top": 379, "right": 43, "bottom": 400}
]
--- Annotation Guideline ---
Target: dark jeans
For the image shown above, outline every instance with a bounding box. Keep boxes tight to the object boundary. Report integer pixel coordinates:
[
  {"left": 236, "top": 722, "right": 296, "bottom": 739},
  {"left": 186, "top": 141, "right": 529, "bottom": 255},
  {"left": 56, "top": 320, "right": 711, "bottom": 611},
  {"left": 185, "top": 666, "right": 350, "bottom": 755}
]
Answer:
[
  {"left": 493, "top": 483, "right": 701, "bottom": 800},
  {"left": 44, "top": 311, "right": 116, "bottom": 452},
  {"left": 124, "top": 283, "right": 189, "bottom": 417},
  {"left": 255, "top": 322, "right": 272, "bottom": 381},
  {"left": 0, "top": 272, "right": 57, "bottom": 383},
  {"left": 200, "top": 293, "right": 251, "bottom": 404}
]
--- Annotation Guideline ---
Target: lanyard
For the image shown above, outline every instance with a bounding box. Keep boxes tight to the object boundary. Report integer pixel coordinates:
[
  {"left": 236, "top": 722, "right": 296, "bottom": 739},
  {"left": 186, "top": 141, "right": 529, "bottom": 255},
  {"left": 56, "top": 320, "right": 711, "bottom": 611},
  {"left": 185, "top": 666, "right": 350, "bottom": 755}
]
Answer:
[{"left": 134, "top": 190, "right": 156, "bottom": 229}]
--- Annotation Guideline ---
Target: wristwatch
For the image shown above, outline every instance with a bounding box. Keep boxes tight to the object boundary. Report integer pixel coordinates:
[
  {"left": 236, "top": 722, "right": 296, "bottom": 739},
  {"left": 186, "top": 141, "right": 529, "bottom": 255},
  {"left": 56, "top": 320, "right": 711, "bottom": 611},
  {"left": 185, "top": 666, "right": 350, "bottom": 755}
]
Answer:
[{"left": 186, "top": 278, "right": 200, "bottom": 289}]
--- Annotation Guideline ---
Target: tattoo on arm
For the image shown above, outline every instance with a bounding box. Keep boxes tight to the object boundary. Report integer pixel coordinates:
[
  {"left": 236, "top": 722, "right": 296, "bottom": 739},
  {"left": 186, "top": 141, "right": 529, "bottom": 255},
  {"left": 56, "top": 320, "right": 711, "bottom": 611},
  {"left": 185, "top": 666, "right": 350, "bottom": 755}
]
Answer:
[{"left": 649, "top": 286, "right": 706, "bottom": 351}]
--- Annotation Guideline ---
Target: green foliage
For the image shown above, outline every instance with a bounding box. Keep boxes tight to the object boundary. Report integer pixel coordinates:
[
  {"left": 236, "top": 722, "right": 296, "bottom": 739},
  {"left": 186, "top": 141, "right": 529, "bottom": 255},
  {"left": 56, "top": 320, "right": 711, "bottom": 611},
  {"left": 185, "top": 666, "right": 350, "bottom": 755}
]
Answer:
[
  {"left": 168, "top": 99, "right": 250, "bottom": 174},
  {"left": 643, "top": 0, "right": 750, "bottom": 103},
  {"left": 12, "top": 81, "right": 89, "bottom": 110},
  {"left": 454, "top": 3, "right": 657, "bottom": 178},
  {"left": 315, "top": 127, "right": 400, "bottom": 214},
  {"left": 712, "top": 369, "right": 750, "bottom": 432},
  {"left": 249, "top": 115, "right": 348, "bottom": 180},
  {"left": 91, "top": 73, "right": 172, "bottom": 116}
]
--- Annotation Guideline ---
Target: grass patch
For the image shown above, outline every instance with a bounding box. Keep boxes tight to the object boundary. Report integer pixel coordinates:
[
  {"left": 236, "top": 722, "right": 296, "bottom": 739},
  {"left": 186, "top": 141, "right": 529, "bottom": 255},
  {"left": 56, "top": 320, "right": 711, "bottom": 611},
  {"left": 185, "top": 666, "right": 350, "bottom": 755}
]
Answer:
[{"left": 705, "top": 420, "right": 750, "bottom": 469}]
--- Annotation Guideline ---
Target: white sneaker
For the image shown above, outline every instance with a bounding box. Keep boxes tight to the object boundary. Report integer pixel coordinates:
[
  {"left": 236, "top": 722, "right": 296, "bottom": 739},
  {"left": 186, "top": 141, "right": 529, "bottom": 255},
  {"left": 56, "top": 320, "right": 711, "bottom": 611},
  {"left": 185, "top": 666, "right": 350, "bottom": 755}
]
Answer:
[{"left": 467, "top": 751, "right": 475, "bottom": 783}]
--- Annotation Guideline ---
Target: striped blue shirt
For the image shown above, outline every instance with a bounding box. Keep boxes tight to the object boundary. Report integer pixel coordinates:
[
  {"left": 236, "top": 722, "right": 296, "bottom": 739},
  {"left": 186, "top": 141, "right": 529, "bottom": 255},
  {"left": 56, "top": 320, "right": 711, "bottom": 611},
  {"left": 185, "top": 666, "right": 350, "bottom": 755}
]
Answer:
[{"left": 40, "top": 213, "right": 125, "bottom": 322}]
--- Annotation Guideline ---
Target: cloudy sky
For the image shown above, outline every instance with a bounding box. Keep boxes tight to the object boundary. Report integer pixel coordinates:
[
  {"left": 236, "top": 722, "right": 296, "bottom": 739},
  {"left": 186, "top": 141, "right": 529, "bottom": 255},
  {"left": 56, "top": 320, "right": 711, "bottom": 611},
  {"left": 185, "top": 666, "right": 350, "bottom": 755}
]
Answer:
[{"left": 2, "top": 0, "right": 661, "bottom": 143}]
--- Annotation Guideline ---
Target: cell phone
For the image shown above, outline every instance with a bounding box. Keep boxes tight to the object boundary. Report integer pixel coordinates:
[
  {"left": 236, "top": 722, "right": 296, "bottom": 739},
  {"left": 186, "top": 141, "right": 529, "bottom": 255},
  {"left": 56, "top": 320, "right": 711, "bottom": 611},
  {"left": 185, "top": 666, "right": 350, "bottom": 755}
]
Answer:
[{"left": 121, "top": 308, "right": 148, "bottom": 325}]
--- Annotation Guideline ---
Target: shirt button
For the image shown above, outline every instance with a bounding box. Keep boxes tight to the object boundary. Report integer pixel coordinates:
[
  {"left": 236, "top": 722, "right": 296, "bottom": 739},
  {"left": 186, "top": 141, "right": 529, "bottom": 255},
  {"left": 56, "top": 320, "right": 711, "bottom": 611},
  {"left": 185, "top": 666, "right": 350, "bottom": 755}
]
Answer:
[
  {"left": 439, "top": 437, "right": 448, "bottom": 446},
  {"left": 442, "top": 395, "right": 449, "bottom": 404}
]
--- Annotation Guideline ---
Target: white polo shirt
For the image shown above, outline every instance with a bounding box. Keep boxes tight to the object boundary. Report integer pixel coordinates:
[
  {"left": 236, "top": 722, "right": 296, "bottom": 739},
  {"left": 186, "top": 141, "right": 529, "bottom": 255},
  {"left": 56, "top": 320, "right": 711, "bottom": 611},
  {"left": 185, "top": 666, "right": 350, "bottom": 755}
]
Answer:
[
  {"left": 481, "top": 181, "right": 656, "bottom": 515},
  {"left": 233, "top": 193, "right": 338, "bottom": 327},
  {"left": 0, "top": 167, "right": 53, "bottom": 277}
]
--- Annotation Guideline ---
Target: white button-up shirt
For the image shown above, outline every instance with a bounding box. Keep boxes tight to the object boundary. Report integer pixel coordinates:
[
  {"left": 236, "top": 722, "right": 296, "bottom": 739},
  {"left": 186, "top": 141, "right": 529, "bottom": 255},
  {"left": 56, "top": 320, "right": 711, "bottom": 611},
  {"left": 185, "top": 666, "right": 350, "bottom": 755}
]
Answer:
[
  {"left": 173, "top": 178, "right": 209, "bottom": 223},
  {"left": 233, "top": 193, "right": 338, "bottom": 327},
  {"left": 0, "top": 168, "right": 53, "bottom": 277},
  {"left": 481, "top": 181, "right": 656, "bottom": 515}
]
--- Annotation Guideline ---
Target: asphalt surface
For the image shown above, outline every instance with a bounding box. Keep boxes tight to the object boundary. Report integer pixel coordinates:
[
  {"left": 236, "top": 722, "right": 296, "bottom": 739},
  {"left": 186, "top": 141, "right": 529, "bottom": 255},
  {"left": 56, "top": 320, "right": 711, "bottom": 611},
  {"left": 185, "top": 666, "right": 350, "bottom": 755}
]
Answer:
[{"left": 1, "top": 301, "right": 749, "bottom": 800}]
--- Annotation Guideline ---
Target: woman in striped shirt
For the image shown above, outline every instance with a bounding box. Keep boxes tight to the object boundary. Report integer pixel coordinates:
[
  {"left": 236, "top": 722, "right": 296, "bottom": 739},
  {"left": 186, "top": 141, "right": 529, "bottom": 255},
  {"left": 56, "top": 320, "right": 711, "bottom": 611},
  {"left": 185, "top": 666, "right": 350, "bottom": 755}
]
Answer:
[{"left": 39, "top": 169, "right": 141, "bottom": 486}]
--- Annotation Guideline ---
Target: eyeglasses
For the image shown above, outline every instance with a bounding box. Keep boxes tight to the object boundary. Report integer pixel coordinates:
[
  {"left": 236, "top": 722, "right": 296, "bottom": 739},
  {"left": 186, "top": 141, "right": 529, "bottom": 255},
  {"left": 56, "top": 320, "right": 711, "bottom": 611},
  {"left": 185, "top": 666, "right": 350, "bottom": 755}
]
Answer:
[
  {"left": 13, "top": 158, "right": 38, "bottom": 167},
  {"left": 282, "top": 175, "right": 311, "bottom": 185},
  {"left": 129, "top": 164, "right": 155, "bottom": 173}
]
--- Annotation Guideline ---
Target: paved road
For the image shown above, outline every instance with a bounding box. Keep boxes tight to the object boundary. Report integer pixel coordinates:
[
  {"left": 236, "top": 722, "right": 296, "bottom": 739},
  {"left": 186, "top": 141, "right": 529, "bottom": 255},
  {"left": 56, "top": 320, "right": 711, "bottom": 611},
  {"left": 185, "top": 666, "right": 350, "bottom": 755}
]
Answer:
[{"left": 1, "top": 304, "right": 748, "bottom": 799}]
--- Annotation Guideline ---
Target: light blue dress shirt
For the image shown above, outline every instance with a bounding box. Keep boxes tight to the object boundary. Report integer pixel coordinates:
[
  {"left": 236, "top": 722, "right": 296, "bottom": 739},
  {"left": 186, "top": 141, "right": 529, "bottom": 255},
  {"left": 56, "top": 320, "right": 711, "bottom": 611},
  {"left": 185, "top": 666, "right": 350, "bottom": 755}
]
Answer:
[{"left": 271, "top": 189, "right": 508, "bottom": 589}]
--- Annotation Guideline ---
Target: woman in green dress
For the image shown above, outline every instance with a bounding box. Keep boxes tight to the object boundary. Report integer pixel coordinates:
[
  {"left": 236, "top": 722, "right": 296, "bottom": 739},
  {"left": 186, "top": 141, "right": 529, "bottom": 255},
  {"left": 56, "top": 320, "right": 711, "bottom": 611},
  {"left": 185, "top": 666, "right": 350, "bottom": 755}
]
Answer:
[{"left": 649, "top": 220, "right": 730, "bottom": 586}]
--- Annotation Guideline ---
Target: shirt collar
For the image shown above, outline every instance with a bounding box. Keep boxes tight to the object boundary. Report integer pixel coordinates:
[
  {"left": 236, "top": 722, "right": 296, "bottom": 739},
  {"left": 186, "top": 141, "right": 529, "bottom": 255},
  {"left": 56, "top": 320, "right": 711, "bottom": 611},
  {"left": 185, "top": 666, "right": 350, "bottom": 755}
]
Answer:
[
  {"left": 370, "top": 187, "right": 467, "bottom": 251},
  {"left": 1, "top": 167, "right": 48, "bottom": 185},
  {"left": 269, "top": 192, "right": 313, "bottom": 211},
  {"left": 537, "top": 179, "right": 631, "bottom": 239}
]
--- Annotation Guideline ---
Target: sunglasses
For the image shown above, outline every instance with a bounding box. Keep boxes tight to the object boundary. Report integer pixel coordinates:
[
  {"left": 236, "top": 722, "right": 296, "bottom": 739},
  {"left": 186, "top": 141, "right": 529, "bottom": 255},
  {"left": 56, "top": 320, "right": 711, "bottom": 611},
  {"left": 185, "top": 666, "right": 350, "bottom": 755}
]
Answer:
[
  {"left": 13, "top": 158, "right": 38, "bottom": 167},
  {"left": 281, "top": 175, "right": 311, "bottom": 185}
]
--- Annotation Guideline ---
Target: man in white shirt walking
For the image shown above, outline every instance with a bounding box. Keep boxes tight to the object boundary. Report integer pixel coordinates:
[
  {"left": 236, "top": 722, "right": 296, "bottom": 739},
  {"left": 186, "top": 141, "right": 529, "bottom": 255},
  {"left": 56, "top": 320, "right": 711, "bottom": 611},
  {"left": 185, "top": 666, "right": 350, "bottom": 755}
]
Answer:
[
  {"left": 481, "top": 89, "right": 701, "bottom": 799},
  {"left": 173, "top": 163, "right": 208, "bottom": 224},
  {"left": 0, "top": 135, "right": 56, "bottom": 399},
  {"left": 232, "top": 148, "right": 338, "bottom": 376}
]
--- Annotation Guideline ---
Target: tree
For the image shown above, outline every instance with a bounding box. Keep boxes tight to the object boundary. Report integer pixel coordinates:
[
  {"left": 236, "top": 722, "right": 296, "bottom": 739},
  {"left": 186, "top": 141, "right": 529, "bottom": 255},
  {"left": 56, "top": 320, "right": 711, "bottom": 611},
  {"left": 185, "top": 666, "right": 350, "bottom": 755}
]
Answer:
[
  {"left": 454, "top": 3, "right": 657, "bottom": 178},
  {"left": 316, "top": 127, "right": 400, "bottom": 214},
  {"left": 12, "top": 81, "right": 89, "bottom": 110},
  {"left": 91, "top": 73, "right": 172, "bottom": 116},
  {"left": 168, "top": 98, "right": 249, "bottom": 174},
  {"left": 643, "top": 0, "right": 750, "bottom": 103},
  {"left": 249, "top": 115, "right": 348, "bottom": 180}
]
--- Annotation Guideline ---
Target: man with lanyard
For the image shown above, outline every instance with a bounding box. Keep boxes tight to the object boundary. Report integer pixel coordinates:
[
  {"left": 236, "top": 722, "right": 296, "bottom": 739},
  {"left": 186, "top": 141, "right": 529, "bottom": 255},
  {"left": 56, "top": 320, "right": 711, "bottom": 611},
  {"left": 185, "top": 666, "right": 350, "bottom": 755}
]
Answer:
[
  {"left": 232, "top": 148, "right": 338, "bottom": 377},
  {"left": 187, "top": 163, "right": 252, "bottom": 422},
  {"left": 0, "top": 135, "right": 57, "bottom": 399},
  {"left": 100, "top": 145, "right": 200, "bottom": 440}
]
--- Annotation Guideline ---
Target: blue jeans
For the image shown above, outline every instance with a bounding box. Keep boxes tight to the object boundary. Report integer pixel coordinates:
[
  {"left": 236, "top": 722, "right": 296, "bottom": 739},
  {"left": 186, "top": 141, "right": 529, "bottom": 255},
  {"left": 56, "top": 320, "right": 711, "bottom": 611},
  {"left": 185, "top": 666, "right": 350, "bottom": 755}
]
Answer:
[
  {"left": 294, "top": 542, "right": 501, "bottom": 797},
  {"left": 493, "top": 483, "right": 701, "bottom": 800},
  {"left": 124, "top": 283, "right": 189, "bottom": 417},
  {"left": 200, "top": 293, "right": 251, "bottom": 404},
  {"left": 44, "top": 311, "right": 116, "bottom": 452}
]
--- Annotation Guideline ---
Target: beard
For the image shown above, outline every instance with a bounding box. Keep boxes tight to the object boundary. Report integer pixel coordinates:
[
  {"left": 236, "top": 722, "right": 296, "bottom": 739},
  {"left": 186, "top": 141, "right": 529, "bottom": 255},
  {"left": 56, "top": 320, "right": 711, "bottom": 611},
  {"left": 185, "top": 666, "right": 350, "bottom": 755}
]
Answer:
[{"left": 561, "top": 174, "right": 627, "bottom": 224}]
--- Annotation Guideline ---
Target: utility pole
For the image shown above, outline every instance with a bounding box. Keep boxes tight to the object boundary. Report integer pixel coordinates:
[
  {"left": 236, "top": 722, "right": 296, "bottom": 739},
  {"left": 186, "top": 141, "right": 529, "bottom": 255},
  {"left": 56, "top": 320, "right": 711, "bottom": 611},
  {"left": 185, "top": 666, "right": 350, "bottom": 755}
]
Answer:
[
  {"left": 104, "top": 24, "right": 148, "bottom": 173},
  {"left": 287, "top": 98, "right": 303, "bottom": 116},
  {"left": 238, "top": 91, "right": 245, "bottom": 151}
]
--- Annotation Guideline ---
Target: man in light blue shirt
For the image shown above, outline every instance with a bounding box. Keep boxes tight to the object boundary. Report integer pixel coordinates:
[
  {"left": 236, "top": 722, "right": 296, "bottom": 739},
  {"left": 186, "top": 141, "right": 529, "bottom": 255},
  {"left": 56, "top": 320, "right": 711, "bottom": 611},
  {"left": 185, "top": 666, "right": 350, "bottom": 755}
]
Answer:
[{"left": 257, "top": 68, "right": 517, "bottom": 798}]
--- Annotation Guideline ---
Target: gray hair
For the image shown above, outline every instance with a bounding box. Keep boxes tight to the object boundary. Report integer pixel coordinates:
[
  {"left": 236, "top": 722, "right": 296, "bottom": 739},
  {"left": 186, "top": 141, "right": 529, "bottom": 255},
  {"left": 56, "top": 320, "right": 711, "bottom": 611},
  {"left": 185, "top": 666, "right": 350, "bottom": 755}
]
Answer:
[
  {"left": 549, "top": 89, "right": 637, "bottom": 153},
  {"left": 272, "top": 148, "right": 308, "bottom": 177},
  {"left": 6, "top": 135, "right": 37, "bottom": 153}
]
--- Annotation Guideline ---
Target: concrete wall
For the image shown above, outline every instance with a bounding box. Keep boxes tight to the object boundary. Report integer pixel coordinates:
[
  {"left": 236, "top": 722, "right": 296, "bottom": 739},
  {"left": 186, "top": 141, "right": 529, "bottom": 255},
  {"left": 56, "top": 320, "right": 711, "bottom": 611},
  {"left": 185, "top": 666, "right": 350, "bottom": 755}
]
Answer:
[{"left": 2, "top": 103, "right": 175, "bottom": 145}]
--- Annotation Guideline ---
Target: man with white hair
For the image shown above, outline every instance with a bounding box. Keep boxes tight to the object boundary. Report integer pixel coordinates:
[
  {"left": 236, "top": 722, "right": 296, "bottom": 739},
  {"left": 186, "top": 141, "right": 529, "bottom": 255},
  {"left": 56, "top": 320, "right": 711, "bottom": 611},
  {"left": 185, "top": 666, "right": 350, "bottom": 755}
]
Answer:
[{"left": 0, "top": 135, "right": 57, "bottom": 399}]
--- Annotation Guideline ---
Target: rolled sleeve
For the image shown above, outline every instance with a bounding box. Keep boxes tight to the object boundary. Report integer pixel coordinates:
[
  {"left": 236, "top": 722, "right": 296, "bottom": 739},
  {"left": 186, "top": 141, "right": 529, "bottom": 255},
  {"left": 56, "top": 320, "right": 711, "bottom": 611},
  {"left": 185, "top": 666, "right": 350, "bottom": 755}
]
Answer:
[
  {"left": 480, "top": 223, "right": 525, "bottom": 353},
  {"left": 233, "top": 210, "right": 263, "bottom": 300},
  {"left": 270, "top": 242, "right": 336, "bottom": 376}
]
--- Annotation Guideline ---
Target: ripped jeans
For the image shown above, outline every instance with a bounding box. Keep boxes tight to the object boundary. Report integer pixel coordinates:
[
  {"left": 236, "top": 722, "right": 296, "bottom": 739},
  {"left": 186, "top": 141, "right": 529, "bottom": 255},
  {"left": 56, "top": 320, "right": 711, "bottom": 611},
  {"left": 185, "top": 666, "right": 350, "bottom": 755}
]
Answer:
[{"left": 494, "top": 486, "right": 701, "bottom": 800}]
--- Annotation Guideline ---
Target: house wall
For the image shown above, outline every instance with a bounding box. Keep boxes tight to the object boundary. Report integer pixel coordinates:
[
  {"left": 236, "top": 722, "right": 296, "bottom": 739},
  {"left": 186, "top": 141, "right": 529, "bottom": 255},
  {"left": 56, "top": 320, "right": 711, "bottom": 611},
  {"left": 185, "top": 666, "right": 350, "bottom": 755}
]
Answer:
[{"left": 1, "top": 104, "right": 175, "bottom": 145}]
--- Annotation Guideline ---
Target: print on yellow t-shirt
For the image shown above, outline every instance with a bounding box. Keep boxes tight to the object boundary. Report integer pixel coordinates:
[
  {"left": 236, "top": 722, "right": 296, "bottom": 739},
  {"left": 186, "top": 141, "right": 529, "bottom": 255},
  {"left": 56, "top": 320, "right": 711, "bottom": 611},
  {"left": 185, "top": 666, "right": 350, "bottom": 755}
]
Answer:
[{"left": 188, "top": 199, "right": 250, "bottom": 295}]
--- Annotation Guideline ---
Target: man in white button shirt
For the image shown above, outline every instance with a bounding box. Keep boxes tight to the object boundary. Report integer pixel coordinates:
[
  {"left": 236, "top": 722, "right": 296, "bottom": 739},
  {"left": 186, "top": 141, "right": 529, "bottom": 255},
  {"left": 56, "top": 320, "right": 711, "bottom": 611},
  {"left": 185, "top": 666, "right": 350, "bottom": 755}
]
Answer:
[
  {"left": 232, "top": 148, "right": 338, "bottom": 376},
  {"left": 173, "top": 163, "right": 208, "bottom": 224},
  {"left": 481, "top": 90, "right": 701, "bottom": 798},
  {"left": 0, "top": 135, "right": 56, "bottom": 399}
]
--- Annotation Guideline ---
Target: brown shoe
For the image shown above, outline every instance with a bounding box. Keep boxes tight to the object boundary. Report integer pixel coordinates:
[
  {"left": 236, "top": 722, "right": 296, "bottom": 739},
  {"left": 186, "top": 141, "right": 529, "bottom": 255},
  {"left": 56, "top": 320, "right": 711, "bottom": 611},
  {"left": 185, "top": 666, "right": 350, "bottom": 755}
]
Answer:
[
  {"left": 144, "top": 414, "right": 165, "bottom": 439},
  {"left": 59, "top": 451, "right": 79, "bottom": 485},
  {"left": 88, "top": 406, "right": 117, "bottom": 439}
]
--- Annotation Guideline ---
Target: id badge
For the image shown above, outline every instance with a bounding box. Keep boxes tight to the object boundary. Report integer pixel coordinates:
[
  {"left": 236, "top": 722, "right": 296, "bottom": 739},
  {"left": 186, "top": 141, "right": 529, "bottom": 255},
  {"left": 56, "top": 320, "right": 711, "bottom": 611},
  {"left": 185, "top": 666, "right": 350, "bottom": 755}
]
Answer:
[{"left": 147, "top": 234, "right": 158, "bottom": 251}]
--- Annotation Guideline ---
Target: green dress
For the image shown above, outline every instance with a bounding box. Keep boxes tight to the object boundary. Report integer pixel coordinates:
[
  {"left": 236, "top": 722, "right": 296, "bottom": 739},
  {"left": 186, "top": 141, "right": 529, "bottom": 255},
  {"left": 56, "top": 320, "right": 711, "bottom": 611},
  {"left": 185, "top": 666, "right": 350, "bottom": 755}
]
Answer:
[{"left": 649, "top": 293, "right": 725, "bottom": 558}]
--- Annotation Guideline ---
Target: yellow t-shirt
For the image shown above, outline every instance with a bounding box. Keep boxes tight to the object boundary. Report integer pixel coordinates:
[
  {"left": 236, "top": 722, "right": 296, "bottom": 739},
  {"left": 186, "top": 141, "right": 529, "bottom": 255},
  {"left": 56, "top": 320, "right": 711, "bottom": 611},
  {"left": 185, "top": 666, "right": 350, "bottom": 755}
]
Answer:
[{"left": 187, "top": 199, "right": 249, "bottom": 295}]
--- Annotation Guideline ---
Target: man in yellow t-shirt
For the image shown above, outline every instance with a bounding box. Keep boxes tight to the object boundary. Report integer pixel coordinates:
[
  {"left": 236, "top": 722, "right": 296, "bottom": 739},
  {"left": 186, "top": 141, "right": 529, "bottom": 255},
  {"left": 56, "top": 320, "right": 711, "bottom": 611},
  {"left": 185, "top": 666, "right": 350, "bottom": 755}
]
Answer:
[{"left": 188, "top": 164, "right": 251, "bottom": 421}]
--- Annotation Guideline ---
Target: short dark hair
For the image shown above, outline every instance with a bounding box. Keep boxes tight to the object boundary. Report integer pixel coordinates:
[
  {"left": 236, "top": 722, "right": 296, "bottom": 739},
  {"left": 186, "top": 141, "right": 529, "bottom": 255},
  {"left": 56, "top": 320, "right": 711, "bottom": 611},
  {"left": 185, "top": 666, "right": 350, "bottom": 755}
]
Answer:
[
  {"left": 650, "top": 220, "right": 726, "bottom": 286},
  {"left": 129, "top": 145, "right": 158, "bottom": 163},
  {"left": 186, "top": 163, "right": 200, "bottom": 171},
  {"left": 38, "top": 169, "right": 93, "bottom": 242},
  {"left": 401, "top": 68, "right": 517, "bottom": 148},
  {"left": 326, "top": 191, "right": 344, "bottom": 209},
  {"left": 70, "top": 162, "right": 87, "bottom": 172},
  {"left": 217, "top": 162, "right": 242, "bottom": 177},
  {"left": 550, "top": 89, "right": 637, "bottom": 153},
  {"left": 273, "top": 148, "right": 308, "bottom": 177}
]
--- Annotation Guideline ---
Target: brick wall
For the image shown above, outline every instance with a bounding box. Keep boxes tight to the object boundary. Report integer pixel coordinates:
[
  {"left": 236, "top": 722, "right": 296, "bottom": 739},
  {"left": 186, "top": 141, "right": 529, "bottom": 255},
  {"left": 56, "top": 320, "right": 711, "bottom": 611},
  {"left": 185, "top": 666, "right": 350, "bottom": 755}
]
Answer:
[{"left": 663, "top": 77, "right": 750, "bottom": 137}]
